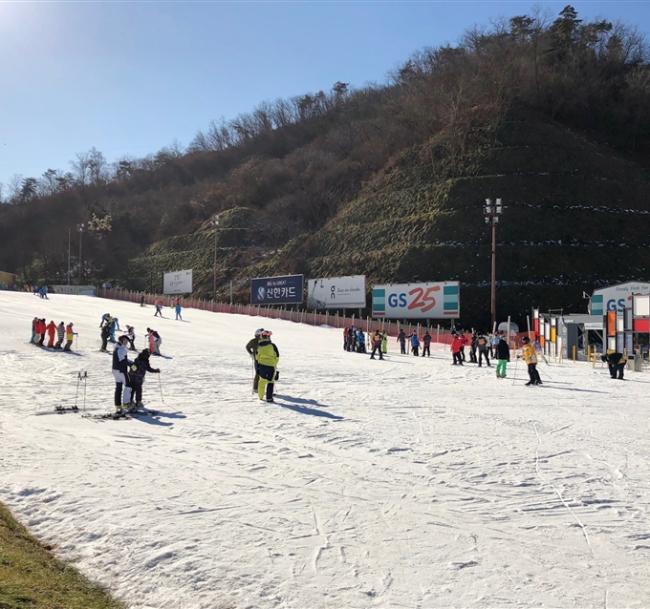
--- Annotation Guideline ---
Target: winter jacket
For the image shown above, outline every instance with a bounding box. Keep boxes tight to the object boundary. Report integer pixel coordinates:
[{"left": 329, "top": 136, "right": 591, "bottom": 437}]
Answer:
[
  {"left": 496, "top": 338, "right": 510, "bottom": 361},
  {"left": 129, "top": 354, "right": 159, "bottom": 384},
  {"left": 606, "top": 351, "right": 627, "bottom": 366},
  {"left": 56, "top": 323, "right": 65, "bottom": 340},
  {"left": 65, "top": 324, "right": 75, "bottom": 341},
  {"left": 112, "top": 344, "right": 130, "bottom": 374},
  {"left": 397, "top": 330, "right": 406, "bottom": 343},
  {"left": 46, "top": 322, "right": 56, "bottom": 337},
  {"left": 477, "top": 336, "right": 488, "bottom": 349},
  {"left": 410, "top": 334, "right": 420, "bottom": 347},
  {"left": 451, "top": 336, "right": 463, "bottom": 353},
  {"left": 521, "top": 343, "right": 537, "bottom": 364},
  {"left": 246, "top": 337, "right": 260, "bottom": 356},
  {"left": 422, "top": 333, "right": 431, "bottom": 345},
  {"left": 256, "top": 339, "right": 279, "bottom": 367}
]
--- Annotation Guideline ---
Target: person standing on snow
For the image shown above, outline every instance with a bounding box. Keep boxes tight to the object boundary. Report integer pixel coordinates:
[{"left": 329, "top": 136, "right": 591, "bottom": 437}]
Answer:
[
  {"left": 112, "top": 335, "right": 133, "bottom": 412},
  {"left": 356, "top": 329, "right": 366, "bottom": 354},
  {"left": 246, "top": 328, "right": 264, "bottom": 391},
  {"left": 421, "top": 330, "right": 432, "bottom": 357},
  {"left": 46, "top": 320, "right": 56, "bottom": 348},
  {"left": 63, "top": 322, "right": 77, "bottom": 352},
  {"left": 36, "top": 318, "right": 46, "bottom": 346},
  {"left": 175, "top": 301, "right": 183, "bottom": 321},
  {"left": 147, "top": 328, "right": 162, "bottom": 355},
  {"left": 451, "top": 333, "right": 464, "bottom": 365},
  {"left": 520, "top": 336, "right": 542, "bottom": 386},
  {"left": 154, "top": 300, "right": 163, "bottom": 317},
  {"left": 54, "top": 321, "right": 65, "bottom": 349},
  {"left": 128, "top": 349, "right": 160, "bottom": 410},
  {"left": 381, "top": 332, "right": 388, "bottom": 355},
  {"left": 410, "top": 332, "right": 420, "bottom": 357},
  {"left": 125, "top": 325, "right": 136, "bottom": 351},
  {"left": 477, "top": 333, "right": 491, "bottom": 367},
  {"left": 397, "top": 329, "right": 407, "bottom": 354},
  {"left": 100, "top": 322, "right": 112, "bottom": 352},
  {"left": 495, "top": 332, "right": 510, "bottom": 378},
  {"left": 603, "top": 349, "right": 627, "bottom": 380},
  {"left": 255, "top": 330, "right": 279, "bottom": 403},
  {"left": 370, "top": 331, "right": 384, "bottom": 360}
]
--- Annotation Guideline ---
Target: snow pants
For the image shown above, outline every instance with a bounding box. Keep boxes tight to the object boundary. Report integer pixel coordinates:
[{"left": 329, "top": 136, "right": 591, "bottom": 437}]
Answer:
[
  {"left": 370, "top": 345, "right": 383, "bottom": 360},
  {"left": 113, "top": 370, "right": 132, "bottom": 406},
  {"left": 527, "top": 363, "right": 542, "bottom": 384},
  {"left": 63, "top": 340, "right": 73, "bottom": 351},
  {"left": 470, "top": 347, "right": 477, "bottom": 363},
  {"left": 412, "top": 346, "right": 419, "bottom": 356},
  {"left": 399, "top": 341, "right": 406, "bottom": 354},
  {"left": 47, "top": 335, "right": 55, "bottom": 348},
  {"left": 478, "top": 348, "right": 490, "bottom": 367},
  {"left": 421, "top": 344, "right": 430, "bottom": 357},
  {"left": 496, "top": 359, "right": 507, "bottom": 378},
  {"left": 131, "top": 381, "right": 143, "bottom": 405},
  {"left": 608, "top": 362, "right": 625, "bottom": 379},
  {"left": 257, "top": 364, "right": 275, "bottom": 401},
  {"left": 452, "top": 352, "right": 463, "bottom": 365}
]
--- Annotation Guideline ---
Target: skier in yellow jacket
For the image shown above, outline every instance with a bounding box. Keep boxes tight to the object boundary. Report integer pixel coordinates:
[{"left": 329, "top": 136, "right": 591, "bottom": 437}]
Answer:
[
  {"left": 520, "top": 336, "right": 542, "bottom": 386},
  {"left": 255, "top": 330, "right": 279, "bottom": 402}
]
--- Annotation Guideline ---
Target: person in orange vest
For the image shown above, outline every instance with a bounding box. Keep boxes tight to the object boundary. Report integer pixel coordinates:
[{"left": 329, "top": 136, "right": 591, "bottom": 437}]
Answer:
[
  {"left": 63, "top": 322, "right": 77, "bottom": 352},
  {"left": 46, "top": 320, "right": 57, "bottom": 348}
]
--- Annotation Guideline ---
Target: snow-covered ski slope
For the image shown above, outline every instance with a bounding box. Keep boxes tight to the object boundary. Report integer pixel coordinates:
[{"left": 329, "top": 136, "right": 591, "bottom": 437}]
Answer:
[{"left": 1, "top": 292, "right": 649, "bottom": 609}]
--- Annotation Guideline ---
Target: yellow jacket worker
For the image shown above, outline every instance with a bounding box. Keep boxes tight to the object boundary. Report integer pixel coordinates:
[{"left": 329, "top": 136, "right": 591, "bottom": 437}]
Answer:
[
  {"left": 520, "top": 337, "right": 542, "bottom": 386},
  {"left": 255, "top": 330, "right": 279, "bottom": 403}
]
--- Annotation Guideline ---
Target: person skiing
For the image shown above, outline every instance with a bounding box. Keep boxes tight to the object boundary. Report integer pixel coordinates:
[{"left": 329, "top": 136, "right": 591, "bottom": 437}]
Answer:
[
  {"left": 63, "top": 322, "right": 76, "bottom": 352},
  {"left": 495, "top": 332, "right": 510, "bottom": 378},
  {"left": 477, "top": 333, "right": 491, "bottom": 367},
  {"left": 148, "top": 328, "right": 162, "bottom": 355},
  {"left": 100, "top": 322, "right": 111, "bottom": 352},
  {"left": 255, "top": 330, "right": 279, "bottom": 403},
  {"left": 370, "top": 331, "right": 384, "bottom": 360},
  {"left": 46, "top": 320, "right": 56, "bottom": 348},
  {"left": 397, "top": 329, "right": 407, "bottom": 354},
  {"left": 125, "top": 325, "right": 136, "bottom": 351},
  {"left": 128, "top": 349, "right": 160, "bottom": 410},
  {"left": 30, "top": 317, "right": 39, "bottom": 344},
  {"left": 520, "top": 336, "right": 542, "bottom": 386},
  {"left": 603, "top": 349, "right": 627, "bottom": 380},
  {"left": 175, "top": 301, "right": 183, "bottom": 321},
  {"left": 154, "top": 300, "right": 163, "bottom": 317},
  {"left": 381, "top": 332, "right": 388, "bottom": 355},
  {"left": 356, "top": 329, "right": 366, "bottom": 354},
  {"left": 100, "top": 313, "right": 111, "bottom": 328},
  {"left": 108, "top": 317, "right": 118, "bottom": 343},
  {"left": 410, "top": 332, "right": 420, "bottom": 357},
  {"left": 421, "top": 330, "right": 431, "bottom": 357},
  {"left": 451, "top": 333, "right": 464, "bottom": 365},
  {"left": 140, "top": 294, "right": 145, "bottom": 307},
  {"left": 246, "top": 328, "right": 264, "bottom": 391},
  {"left": 112, "top": 335, "right": 132, "bottom": 412},
  {"left": 54, "top": 321, "right": 65, "bottom": 349}
]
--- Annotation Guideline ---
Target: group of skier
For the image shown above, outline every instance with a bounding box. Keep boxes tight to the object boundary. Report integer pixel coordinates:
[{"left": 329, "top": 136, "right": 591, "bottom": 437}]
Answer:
[
  {"left": 246, "top": 328, "right": 280, "bottom": 403},
  {"left": 343, "top": 326, "right": 389, "bottom": 359},
  {"left": 153, "top": 299, "right": 183, "bottom": 320},
  {"left": 100, "top": 313, "right": 162, "bottom": 356},
  {"left": 30, "top": 318, "right": 76, "bottom": 351}
]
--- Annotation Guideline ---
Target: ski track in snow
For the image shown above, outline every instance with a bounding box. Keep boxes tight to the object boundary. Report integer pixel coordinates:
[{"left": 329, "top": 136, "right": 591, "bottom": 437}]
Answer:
[{"left": 1, "top": 292, "right": 650, "bottom": 608}]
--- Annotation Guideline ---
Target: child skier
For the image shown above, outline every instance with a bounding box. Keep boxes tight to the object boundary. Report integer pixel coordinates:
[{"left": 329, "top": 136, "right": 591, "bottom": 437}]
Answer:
[
  {"left": 100, "top": 322, "right": 111, "bottom": 352},
  {"left": 63, "top": 322, "right": 76, "bottom": 352},
  {"left": 46, "top": 320, "right": 56, "bottom": 348},
  {"left": 246, "top": 328, "right": 264, "bottom": 391},
  {"left": 54, "top": 321, "right": 65, "bottom": 349},
  {"left": 520, "top": 336, "right": 542, "bottom": 386},
  {"left": 128, "top": 349, "right": 160, "bottom": 410},
  {"left": 451, "top": 333, "right": 463, "bottom": 365},
  {"left": 125, "top": 325, "right": 136, "bottom": 351},
  {"left": 255, "top": 330, "right": 279, "bottom": 403}
]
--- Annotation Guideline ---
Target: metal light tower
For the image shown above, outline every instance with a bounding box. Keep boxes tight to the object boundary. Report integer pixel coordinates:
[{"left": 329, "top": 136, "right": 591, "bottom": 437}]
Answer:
[
  {"left": 484, "top": 198, "right": 503, "bottom": 330},
  {"left": 211, "top": 217, "right": 219, "bottom": 301},
  {"left": 78, "top": 223, "right": 85, "bottom": 284}
]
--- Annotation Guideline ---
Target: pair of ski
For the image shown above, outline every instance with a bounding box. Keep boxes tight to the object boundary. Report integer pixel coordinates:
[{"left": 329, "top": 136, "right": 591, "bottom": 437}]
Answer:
[{"left": 82, "top": 407, "right": 161, "bottom": 421}]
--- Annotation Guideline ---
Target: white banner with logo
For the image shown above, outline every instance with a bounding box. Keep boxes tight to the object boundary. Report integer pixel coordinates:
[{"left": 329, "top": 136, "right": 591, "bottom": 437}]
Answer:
[
  {"left": 163, "top": 269, "right": 193, "bottom": 295},
  {"left": 307, "top": 275, "right": 366, "bottom": 309}
]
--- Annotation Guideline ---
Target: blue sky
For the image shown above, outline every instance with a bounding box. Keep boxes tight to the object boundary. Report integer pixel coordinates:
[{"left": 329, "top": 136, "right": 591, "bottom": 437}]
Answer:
[{"left": 0, "top": 1, "right": 648, "bottom": 187}]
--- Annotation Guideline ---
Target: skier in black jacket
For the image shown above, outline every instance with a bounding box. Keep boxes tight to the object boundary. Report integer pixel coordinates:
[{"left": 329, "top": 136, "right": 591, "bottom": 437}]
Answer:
[
  {"left": 112, "top": 336, "right": 132, "bottom": 411},
  {"left": 495, "top": 333, "right": 510, "bottom": 378},
  {"left": 128, "top": 349, "right": 160, "bottom": 409}
]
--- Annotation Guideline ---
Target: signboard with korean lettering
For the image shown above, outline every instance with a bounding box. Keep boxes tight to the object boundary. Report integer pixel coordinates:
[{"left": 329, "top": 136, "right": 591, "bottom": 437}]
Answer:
[
  {"left": 372, "top": 281, "right": 460, "bottom": 319},
  {"left": 251, "top": 274, "right": 304, "bottom": 305},
  {"left": 163, "top": 269, "right": 192, "bottom": 295}
]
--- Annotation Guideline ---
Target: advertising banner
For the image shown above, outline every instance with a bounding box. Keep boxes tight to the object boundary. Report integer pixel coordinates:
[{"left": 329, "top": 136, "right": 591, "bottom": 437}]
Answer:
[
  {"left": 163, "top": 269, "right": 192, "bottom": 295},
  {"left": 372, "top": 281, "right": 460, "bottom": 319},
  {"left": 590, "top": 282, "right": 650, "bottom": 315},
  {"left": 307, "top": 275, "right": 366, "bottom": 309},
  {"left": 251, "top": 274, "right": 304, "bottom": 305}
]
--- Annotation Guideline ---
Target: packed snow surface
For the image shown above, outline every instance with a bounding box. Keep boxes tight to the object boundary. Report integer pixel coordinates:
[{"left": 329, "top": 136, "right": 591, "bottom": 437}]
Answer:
[{"left": 1, "top": 292, "right": 650, "bottom": 609}]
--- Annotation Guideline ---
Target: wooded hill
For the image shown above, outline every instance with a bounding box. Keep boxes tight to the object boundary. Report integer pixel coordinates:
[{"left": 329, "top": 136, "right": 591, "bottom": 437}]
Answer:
[{"left": 1, "top": 6, "right": 649, "bottom": 325}]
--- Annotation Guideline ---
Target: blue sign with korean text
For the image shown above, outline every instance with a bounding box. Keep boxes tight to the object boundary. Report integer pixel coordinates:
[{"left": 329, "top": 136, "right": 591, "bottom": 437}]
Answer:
[{"left": 251, "top": 275, "right": 304, "bottom": 305}]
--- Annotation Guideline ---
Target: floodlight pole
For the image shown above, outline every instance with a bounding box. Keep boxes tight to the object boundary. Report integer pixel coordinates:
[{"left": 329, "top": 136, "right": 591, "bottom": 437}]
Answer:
[
  {"left": 483, "top": 198, "right": 503, "bottom": 330},
  {"left": 212, "top": 218, "right": 219, "bottom": 301}
]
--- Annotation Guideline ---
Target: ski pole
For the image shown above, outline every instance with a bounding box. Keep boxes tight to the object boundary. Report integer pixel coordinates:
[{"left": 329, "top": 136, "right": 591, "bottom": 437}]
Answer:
[
  {"left": 158, "top": 374, "right": 165, "bottom": 404},
  {"left": 74, "top": 371, "right": 81, "bottom": 408},
  {"left": 82, "top": 372, "right": 87, "bottom": 411}
]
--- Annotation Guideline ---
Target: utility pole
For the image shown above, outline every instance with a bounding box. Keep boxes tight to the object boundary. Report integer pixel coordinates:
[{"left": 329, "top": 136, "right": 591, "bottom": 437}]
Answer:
[
  {"left": 211, "top": 217, "right": 219, "bottom": 301},
  {"left": 483, "top": 198, "right": 503, "bottom": 330},
  {"left": 67, "top": 228, "right": 71, "bottom": 285},
  {"left": 78, "top": 223, "right": 85, "bottom": 285}
]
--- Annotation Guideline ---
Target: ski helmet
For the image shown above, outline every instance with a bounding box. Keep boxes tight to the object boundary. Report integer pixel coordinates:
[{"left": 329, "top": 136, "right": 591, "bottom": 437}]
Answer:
[{"left": 254, "top": 328, "right": 265, "bottom": 337}]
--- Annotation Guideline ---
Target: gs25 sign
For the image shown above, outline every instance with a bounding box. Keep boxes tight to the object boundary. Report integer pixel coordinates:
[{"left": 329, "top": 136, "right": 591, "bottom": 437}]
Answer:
[{"left": 373, "top": 282, "right": 460, "bottom": 319}]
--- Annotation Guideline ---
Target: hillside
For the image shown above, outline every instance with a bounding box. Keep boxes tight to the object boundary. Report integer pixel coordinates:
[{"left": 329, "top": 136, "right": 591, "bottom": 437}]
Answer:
[{"left": 1, "top": 6, "right": 649, "bottom": 325}]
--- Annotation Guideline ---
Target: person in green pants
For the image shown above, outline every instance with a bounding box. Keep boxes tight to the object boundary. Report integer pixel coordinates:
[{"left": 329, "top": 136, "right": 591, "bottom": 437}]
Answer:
[{"left": 495, "top": 332, "right": 510, "bottom": 378}]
